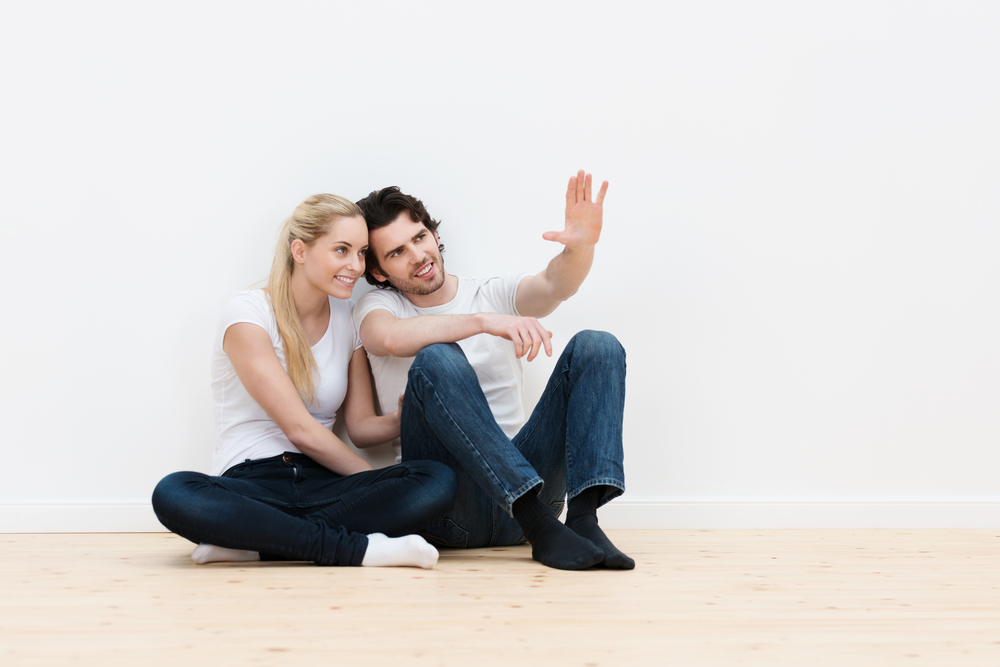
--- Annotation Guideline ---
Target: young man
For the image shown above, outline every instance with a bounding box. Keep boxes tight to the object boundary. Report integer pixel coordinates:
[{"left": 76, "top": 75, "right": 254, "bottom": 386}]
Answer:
[{"left": 353, "top": 171, "right": 632, "bottom": 571}]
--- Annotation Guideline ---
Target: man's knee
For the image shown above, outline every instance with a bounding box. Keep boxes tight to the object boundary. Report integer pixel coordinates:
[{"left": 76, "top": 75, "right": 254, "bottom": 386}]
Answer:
[
  {"left": 410, "top": 343, "right": 476, "bottom": 381},
  {"left": 568, "top": 330, "right": 625, "bottom": 363}
]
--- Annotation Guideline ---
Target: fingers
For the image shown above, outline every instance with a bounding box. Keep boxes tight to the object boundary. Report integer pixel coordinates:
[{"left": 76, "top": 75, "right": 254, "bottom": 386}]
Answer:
[
  {"left": 526, "top": 331, "right": 542, "bottom": 362},
  {"left": 534, "top": 321, "right": 554, "bottom": 360},
  {"left": 596, "top": 179, "right": 608, "bottom": 206},
  {"left": 522, "top": 317, "right": 553, "bottom": 362},
  {"left": 503, "top": 317, "right": 553, "bottom": 361},
  {"left": 542, "top": 230, "right": 563, "bottom": 243},
  {"left": 484, "top": 314, "right": 555, "bottom": 361},
  {"left": 568, "top": 170, "right": 604, "bottom": 204}
]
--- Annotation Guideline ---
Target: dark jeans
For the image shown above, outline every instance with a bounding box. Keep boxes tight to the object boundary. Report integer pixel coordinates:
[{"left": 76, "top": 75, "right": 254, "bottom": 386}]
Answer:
[
  {"left": 401, "top": 330, "right": 626, "bottom": 549},
  {"left": 152, "top": 453, "right": 457, "bottom": 566}
]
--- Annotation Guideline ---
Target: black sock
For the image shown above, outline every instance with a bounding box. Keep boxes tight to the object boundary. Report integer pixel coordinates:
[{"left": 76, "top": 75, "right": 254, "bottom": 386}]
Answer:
[
  {"left": 512, "top": 491, "right": 603, "bottom": 570},
  {"left": 566, "top": 486, "right": 635, "bottom": 570}
]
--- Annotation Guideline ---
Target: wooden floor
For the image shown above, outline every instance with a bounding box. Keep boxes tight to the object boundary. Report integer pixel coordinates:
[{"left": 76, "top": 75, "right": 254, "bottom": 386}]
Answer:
[{"left": 2, "top": 531, "right": 999, "bottom": 666}]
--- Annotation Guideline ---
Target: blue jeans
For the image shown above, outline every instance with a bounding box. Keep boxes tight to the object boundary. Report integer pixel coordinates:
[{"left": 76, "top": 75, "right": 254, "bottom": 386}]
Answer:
[
  {"left": 401, "top": 330, "right": 626, "bottom": 549},
  {"left": 152, "top": 453, "right": 457, "bottom": 566}
]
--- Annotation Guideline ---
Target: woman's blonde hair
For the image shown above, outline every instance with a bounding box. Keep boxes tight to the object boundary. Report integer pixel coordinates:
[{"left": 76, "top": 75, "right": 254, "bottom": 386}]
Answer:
[{"left": 268, "top": 194, "right": 363, "bottom": 404}]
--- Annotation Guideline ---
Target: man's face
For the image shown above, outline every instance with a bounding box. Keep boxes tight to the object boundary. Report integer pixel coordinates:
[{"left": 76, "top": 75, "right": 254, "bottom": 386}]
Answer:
[{"left": 369, "top": 211, "right": 446, "bottom": 296}]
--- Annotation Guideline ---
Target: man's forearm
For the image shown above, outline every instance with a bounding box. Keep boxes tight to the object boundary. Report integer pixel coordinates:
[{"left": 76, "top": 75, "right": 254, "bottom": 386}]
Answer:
[
  {"left": 540, "top": 245, "right": 595, "bottom": 302},
  {"left": 362, "top": 313, "right": 487, "bottom": 358},
  {"left": 516, "top": 245, "right": 595, "bottom": 318}
]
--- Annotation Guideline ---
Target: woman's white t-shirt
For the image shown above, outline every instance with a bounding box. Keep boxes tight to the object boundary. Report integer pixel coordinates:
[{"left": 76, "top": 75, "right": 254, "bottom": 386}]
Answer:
[{"left": 209, "top": 289, "right": 362, "bottom": 476}]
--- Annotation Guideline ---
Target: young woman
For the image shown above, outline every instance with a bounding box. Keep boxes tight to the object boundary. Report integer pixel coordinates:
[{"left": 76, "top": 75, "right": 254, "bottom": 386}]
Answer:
[{"left": 152, "top": 194, "right": 456, "bottom": 568}]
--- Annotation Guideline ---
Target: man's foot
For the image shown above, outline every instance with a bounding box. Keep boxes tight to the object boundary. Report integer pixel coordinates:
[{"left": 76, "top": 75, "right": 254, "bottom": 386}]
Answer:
[
  {"left": 566, "top": 517, "right": 635, "bottom": 569},
  {"left": 191, "top": 544, "right": 260, "bottom": 564},
  {"left": 513, "top": 491, "right": 604, "bottom": 570},
  {"left": 361, "top": 533, "right": 439, "bottom": 569},
  {"left": 566, "top": 486, "right": 635, "bottom": 570}
]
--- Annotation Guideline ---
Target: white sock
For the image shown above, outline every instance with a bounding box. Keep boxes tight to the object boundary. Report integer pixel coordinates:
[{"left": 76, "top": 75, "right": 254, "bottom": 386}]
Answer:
[
  {"left": 191, "top": 543, "right": 260, "bottom": 565},
  {"left": 360, "top": 533, "right": 439, "bottom": 569}
]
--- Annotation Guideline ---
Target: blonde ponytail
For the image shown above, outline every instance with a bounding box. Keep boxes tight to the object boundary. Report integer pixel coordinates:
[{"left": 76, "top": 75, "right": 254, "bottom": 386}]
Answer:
[{"left": 268, "top": 194, "right": 363, "bottom": 404}]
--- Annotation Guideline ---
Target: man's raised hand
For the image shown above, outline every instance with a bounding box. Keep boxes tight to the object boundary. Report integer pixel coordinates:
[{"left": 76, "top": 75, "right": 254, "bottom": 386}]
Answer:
[
  {"left": 480, "top": 313, "right": 553, "bottom": 361},
  {"left": 542, "top": 170, "right": 609, "bottom": 250}
]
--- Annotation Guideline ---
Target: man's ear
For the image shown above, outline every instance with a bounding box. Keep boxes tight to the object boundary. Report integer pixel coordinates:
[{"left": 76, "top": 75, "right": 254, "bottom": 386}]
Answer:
[
  {"left": 290, "top": 238, "right": 307, "bottom": 265},
  {"left": 370, "top": 265, "right": 389, "bottom": 283}
]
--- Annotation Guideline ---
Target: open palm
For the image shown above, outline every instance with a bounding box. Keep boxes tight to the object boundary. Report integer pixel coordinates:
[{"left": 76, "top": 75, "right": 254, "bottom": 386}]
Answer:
[{"left": 542, "top": 170, "right": 609, "bottom": 249}]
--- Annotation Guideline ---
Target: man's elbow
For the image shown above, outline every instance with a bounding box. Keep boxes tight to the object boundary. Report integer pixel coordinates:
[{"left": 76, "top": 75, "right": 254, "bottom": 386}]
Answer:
[
  {"left": 359, "top": 330, "right": 393, "bottom": 358},
  {"left": 364, "top": 333, "right": 410, "bottom": 358},
  {"left": 551, "top": 283, "right": 580, "bottom": 302},
  {"left": 380, "top": 338, "right": 411, "bottom": 358}
]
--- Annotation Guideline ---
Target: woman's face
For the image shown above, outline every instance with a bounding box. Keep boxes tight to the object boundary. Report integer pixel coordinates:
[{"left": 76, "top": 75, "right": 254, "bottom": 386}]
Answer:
[{"left": 297, "top": 215, "right": 368, "bottom": 300}]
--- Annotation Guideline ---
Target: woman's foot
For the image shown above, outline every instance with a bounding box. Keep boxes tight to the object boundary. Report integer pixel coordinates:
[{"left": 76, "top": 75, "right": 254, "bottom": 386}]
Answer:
[
  {"left": 361, "top": 533, "right": 439, "bottom": 569},
  {"left": 191, "top": 544, "right": 260, "bottom": 564}
]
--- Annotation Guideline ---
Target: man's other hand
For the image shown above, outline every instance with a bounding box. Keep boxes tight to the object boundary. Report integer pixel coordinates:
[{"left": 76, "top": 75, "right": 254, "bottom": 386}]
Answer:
[{"left": 480, "top": 313, "right": 554, "bottom": 361}]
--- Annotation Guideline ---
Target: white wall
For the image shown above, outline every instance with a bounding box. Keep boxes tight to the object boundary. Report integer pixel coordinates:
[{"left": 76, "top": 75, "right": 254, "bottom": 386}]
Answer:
[{"left": 1, "top": 1, "right": 998, "bottom": 531}]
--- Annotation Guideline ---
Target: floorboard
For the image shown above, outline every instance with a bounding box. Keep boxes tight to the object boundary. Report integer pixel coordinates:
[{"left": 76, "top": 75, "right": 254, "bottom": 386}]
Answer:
[{"left": 2, "top": 530, "right": 999, "bottom": 666}]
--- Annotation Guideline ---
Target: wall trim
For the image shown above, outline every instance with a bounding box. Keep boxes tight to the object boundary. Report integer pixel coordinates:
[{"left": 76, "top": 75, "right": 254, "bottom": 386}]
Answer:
[
  {"left": 3, "top": 498, "right": 1000, "bottom": 532},
  {"left": 0, "top": 499, "right": 165, "bottom": 533},
  {"left": 598, "top": 498, "right": 1000, "bottom": 529}
]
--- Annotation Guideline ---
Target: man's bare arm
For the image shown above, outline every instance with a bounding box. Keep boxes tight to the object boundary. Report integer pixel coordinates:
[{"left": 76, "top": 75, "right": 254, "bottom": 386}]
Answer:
[
  {"left": 516, "top": 170, "right": 609, "bottom": 318},
  {"left": 359, "top": 309, "right": 553, "bottom": 361}
]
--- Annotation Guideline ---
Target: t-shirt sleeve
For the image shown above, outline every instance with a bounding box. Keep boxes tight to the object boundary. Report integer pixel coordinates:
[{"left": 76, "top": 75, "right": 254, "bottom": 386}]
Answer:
[
  {"left": 353, "top": 288, "right": 405, "bottom": 335},
  {"left": 339, "top": 298, "right": 364, "bottom": 351},
  {"left": 351, "top": 307, "right": 363, "bottom": 350},
  {"left": 480, "top": 272, "right": 530, "bottom": 316},
  {"left": 215, "top": 290, "right": 276, "bottom": 351}
]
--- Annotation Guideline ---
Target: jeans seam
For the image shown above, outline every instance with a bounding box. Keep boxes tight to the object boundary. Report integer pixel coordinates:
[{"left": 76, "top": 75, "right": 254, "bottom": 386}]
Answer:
[
  {"left": 567, "top": 479, "right": 626, "bottom": 507},
  {"left": 514, "top": 369, "right": 568, "bottom": 448},
  {"left": 505, "top": 477, "right": 544, "bottom": 516}
]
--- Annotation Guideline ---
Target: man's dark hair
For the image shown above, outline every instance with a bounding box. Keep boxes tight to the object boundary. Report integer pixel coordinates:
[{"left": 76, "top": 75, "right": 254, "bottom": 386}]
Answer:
[{"left": 356, "top": 186, "right": 445, "bottom": 289}]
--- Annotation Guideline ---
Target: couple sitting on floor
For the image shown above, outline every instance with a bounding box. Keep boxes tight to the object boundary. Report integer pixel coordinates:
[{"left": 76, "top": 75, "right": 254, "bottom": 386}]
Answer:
[{"left": 152, "top": 171, "right": 632, "bottom": 571}]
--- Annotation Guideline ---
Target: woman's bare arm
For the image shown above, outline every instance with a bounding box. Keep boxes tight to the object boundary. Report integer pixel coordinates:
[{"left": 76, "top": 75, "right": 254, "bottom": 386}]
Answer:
[{"left": 223, "top": 322, "right": 374, "bottom": 475}]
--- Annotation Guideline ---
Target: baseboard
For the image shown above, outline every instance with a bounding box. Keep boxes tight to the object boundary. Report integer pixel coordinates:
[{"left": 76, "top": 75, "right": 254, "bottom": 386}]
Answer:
[
  {"left": 598, "top": 498, "right": 1000, "bottom": 529},
  {"left": 3, "top": 498, "right": 1000, "bottom": 532},
  {"left": 0, "top": 499, "right": 165, "bottom": 533}
]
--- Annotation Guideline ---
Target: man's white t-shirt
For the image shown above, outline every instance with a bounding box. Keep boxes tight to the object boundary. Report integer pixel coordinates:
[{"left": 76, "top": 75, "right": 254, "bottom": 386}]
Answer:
[
  {"left": 353, "top": 273, "right": 528, "bottom": 463},
  {"left": 210, "top": 289, "right": 362, "bottom": 476}
]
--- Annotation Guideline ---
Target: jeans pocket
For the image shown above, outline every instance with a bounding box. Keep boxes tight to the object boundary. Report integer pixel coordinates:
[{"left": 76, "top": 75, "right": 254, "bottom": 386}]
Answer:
[{"left": 419, "top": 518, "right": 469, "bottom": 549}]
